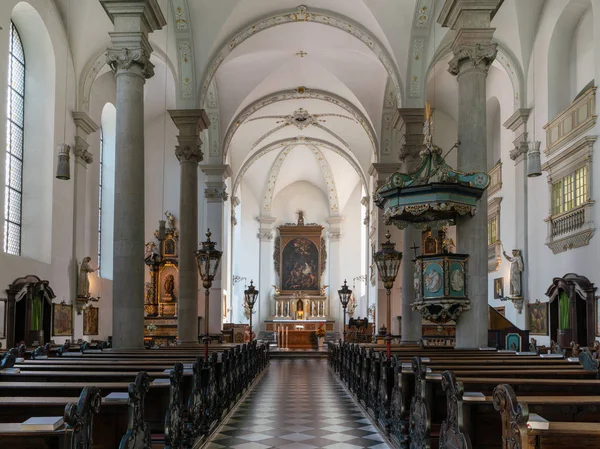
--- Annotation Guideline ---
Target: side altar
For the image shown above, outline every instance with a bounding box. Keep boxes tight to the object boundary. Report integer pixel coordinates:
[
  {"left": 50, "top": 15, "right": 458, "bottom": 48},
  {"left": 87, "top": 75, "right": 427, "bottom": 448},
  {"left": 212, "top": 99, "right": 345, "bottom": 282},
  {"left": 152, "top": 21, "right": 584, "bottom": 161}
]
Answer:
[
  {"left": 143, "top": 212, "right": 180, "bottom": 345},
  {"left": 263, "top": 212, "right": 335, "bottom": 344}
]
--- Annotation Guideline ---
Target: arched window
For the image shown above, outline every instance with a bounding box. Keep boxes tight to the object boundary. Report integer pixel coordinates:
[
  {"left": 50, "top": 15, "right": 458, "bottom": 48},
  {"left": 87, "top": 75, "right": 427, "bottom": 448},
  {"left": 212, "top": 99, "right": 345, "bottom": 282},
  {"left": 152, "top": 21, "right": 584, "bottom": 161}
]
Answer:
[
  {"left": 98, "top": 128, "right": 104, "bottom": 272},
  {"left": 4, "top": 22, "right": 26, "bottom": 255},
  {"left": 99, "top": 103, "right": 116, "bottom": 279}
]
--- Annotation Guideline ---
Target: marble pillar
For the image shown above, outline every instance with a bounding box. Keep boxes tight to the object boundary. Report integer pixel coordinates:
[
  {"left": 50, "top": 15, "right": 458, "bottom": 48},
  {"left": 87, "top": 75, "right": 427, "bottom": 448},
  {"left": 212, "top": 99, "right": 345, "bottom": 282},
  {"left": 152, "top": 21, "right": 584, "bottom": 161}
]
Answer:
[
  {"left": 257, "top": 216, "right": 276, "bottom": 333},
  {"left": 169, "top": 110, "right": 209, "bottom": 345},
  {"left": 439, "top": 0, "right": 503, "bottom": 348},
  {"left": 201, "top": 165, "right": 231, "bottom": 335},
  {"left": 396, "top": 108, "right": 426, "bottom": 344},
  {"left": 101, "top": 0, "right": 166, "bottom": 349}
]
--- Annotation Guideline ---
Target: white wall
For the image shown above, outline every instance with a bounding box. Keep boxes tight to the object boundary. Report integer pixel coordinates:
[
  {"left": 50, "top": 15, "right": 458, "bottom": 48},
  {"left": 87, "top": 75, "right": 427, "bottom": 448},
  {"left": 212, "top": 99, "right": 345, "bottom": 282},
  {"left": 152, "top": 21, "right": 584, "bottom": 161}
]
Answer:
[{"left": 570, "top": 5, "right": 594, "bottom": 100}]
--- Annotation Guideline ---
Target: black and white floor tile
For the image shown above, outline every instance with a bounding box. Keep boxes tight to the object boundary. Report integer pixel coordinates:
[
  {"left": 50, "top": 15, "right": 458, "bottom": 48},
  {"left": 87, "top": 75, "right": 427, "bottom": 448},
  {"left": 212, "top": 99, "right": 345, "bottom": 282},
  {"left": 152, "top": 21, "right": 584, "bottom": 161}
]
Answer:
[{"left": 205, "top": 359, "right": 390, "bottom": 449}]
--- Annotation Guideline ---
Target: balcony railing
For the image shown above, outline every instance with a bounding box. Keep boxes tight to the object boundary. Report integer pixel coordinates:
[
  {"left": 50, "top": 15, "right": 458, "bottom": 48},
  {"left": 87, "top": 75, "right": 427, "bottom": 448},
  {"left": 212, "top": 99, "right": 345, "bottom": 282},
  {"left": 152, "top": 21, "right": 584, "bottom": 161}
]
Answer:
[
  {"left": 544, "top": 202, "right": 595, "bottom": 254},
  {"left": 544, "top": 87, "right": 596, "bottom": 156},
  {"left": 488, "top": 162, "right": 502, "bottom": 196}
]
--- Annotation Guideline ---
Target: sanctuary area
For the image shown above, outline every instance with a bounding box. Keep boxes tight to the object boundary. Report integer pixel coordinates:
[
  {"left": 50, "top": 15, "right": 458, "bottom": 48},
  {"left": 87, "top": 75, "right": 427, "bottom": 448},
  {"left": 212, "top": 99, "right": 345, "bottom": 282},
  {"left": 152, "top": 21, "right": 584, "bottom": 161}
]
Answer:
[{"left": 0, "top": 0, "right": 599, "bottom": 448}]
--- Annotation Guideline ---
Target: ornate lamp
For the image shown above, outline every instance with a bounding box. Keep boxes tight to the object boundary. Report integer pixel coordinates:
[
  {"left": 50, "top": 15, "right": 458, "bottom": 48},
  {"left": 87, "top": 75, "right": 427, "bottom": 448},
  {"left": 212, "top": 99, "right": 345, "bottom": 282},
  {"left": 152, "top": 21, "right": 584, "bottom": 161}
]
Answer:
[
  {"left": 337, "top": 280, "right": 352, "bottom": 342},
  {"left": 244, "top": 280, "right": 259, "bottom": 341},
  {"left": 194, "top": 229, "right": 222, "bottom": 361},
  {"left": 373, "top": 230, "right": 402, "bottom": 358}
]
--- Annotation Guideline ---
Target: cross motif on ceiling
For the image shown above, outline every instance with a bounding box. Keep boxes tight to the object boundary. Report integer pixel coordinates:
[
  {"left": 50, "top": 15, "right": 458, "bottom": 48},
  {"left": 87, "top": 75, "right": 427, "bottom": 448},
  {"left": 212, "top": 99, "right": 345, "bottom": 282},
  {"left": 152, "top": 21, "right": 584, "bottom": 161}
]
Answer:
[{"left": 296, "top": 50, "right": 308, "bottom": 58}]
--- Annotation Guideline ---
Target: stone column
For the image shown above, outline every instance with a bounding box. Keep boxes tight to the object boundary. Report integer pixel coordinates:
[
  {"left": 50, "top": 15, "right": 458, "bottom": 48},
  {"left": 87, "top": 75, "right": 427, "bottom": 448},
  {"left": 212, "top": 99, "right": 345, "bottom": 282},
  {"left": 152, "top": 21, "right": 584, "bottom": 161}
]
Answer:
[
  {"left": 169, "top": 110, "right": 209, "bottom": 345},
  {"left": 369, "top": 163, "right": 402, "bottom": 335},
  {"left": 504, "top": 109, "right": 531, "bottom": 327},
  {"left": 439, "top": 0, "right": 503, "bottom": 348},
  {"left": 201, "top": 165, "right": 231, "bottom": 335},
  {"left": 257, "top": 216, "right": 276, "bottom": 334},
  {"left": 326, "top": 217, "right": 343, "bottom": 333},
  {"left": 396, "top": 108, "right": 426, "bottom": 344},
  {"left": 101, "top": 0, "right": 166, "bottom": 349}
]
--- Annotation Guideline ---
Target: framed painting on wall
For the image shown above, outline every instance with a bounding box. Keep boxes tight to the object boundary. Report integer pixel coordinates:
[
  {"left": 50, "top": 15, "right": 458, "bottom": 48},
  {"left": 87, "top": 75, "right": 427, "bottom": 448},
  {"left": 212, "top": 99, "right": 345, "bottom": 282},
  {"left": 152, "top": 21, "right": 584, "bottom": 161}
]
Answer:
[
  {"left": 529, "top": 301, "right": 548, "bottom": 336},
  {"left": 52, "top": 303, "right": 72, "bottom": 336},
  {"left": 493, "top": 278, "right": 504, "bottom": 299},
  {"left": 83, "top": 306, "right": 99, "bottom": 336},
  {"left": 505, "top": 333, "right": 522, "bottom": 351}
]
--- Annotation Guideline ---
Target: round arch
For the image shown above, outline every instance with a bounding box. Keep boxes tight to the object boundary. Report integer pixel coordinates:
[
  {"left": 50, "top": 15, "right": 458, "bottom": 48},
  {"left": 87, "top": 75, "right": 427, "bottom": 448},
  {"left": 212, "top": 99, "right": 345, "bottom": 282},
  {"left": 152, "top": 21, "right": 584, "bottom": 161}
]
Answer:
[
  {"left": 199, "top": 5, "right": 404, "bottom": 108},
  {"left": 232, "top": 137, "right": 368, "bottom": 198},
  {"left": 223, "top": 87, "right": 379, "bottom": 161}
]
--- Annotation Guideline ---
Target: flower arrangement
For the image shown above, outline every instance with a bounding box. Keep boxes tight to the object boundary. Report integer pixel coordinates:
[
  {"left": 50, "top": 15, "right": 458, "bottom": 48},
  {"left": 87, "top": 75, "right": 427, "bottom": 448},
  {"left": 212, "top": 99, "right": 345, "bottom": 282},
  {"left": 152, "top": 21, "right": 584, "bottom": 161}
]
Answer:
[
  {"left": 146, "top": 323, "right": 157, "bottom": 333},
  {"left": 315, "top": 323, "right": 326, "bottom": 338}
]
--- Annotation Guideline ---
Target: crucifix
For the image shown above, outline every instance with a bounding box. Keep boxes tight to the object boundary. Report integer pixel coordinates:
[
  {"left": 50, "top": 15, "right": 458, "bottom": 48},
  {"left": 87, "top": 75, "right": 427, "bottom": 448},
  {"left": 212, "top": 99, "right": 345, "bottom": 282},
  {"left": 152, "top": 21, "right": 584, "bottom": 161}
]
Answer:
[
  {"left": 410, "top": 242, "right": 420, "bottom": 259},
  {"left": 296, "top": 50, "right": 308, "bottom": 58}
]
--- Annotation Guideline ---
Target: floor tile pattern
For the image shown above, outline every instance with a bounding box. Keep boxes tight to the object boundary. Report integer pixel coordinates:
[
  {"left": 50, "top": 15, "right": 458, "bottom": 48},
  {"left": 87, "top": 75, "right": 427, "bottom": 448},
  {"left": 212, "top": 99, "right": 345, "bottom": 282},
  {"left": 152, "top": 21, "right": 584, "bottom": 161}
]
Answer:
[{"left": 205, "top": 359, "right": 389, "bottom": 449}]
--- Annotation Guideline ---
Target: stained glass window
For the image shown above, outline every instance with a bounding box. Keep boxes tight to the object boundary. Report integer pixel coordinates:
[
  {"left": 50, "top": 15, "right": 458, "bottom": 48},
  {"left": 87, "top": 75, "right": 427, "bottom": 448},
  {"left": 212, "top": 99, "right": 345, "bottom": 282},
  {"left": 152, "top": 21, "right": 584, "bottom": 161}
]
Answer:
[
  {"left": 4, "top": 22, "right": 25, "bottom": 256},
  {"left": 98, "top": 128, "right": 103, "bottom": 274}
]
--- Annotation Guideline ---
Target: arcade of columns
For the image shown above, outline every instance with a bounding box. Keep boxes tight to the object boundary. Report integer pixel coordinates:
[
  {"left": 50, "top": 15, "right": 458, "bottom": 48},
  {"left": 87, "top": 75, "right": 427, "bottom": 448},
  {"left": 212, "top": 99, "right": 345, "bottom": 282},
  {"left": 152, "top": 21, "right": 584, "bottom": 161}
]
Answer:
[{"left": 94, "top": 0, "right": 502, "bottom": 349}]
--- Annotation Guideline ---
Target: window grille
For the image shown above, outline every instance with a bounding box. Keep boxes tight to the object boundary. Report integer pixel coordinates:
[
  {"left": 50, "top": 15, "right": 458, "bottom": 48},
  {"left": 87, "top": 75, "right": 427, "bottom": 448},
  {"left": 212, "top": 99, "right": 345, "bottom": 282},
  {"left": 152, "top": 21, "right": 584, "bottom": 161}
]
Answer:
[{"left": 4, "top": 22, "right": 25, "bottom": 256}]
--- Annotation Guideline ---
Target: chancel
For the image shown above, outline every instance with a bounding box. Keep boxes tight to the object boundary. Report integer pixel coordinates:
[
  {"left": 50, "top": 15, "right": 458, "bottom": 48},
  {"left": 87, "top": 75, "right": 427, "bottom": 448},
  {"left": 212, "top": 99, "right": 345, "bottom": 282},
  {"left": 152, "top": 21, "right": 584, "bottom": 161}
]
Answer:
[{"left": 0, "top": 0, "right": 600, "bottom": 448}]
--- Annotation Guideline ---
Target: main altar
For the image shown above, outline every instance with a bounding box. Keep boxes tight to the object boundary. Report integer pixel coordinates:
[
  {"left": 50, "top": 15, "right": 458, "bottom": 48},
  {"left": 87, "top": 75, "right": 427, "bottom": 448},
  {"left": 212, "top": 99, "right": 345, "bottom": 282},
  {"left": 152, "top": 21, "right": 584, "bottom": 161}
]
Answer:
[{"left": 264, "top": 212, "right": 335, "bottom": 347}]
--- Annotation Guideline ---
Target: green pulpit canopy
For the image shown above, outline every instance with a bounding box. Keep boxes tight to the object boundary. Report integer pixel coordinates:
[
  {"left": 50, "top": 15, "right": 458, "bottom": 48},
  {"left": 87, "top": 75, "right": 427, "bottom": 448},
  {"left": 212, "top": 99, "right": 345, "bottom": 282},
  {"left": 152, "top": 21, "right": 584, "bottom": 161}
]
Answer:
[{"left": 375, "top": 105, "right": 490, "bottom": 230}]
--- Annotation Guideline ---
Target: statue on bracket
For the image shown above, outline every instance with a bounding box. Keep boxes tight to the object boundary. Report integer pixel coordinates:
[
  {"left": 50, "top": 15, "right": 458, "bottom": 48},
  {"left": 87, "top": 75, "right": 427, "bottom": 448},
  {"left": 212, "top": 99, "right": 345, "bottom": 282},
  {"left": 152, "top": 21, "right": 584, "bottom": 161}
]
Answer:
[
  {"left": 77, "top": 257, "right": 99, "bottom": 299},
  {"left": 503, "top": 247, "right": 524, "bottom": 298}
]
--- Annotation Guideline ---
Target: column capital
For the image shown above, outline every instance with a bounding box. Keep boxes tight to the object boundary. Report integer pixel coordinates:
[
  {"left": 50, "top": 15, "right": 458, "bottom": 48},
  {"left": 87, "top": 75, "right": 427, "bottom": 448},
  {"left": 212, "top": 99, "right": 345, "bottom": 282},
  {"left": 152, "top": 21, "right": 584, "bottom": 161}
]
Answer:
[
  {"left": 448, "top": 40, "right": 497, "bottom": 76},
  {"left": 204, "top": 181, "right": 228, "bottom": 202},
  {"left": 74, "top": 136, "right": 94, "bottom": 166},
  {"left": 100, "top": 0, "right": 166, "bottom": 32},
  {"left": 169, "top": 109, "right": 210, "bottom": 134},
  {"left": 438, "top": 0, "right": 504, "bottom": 30},
  {"left": 256, "top": 216, "right": 276, "bottom": 241}
]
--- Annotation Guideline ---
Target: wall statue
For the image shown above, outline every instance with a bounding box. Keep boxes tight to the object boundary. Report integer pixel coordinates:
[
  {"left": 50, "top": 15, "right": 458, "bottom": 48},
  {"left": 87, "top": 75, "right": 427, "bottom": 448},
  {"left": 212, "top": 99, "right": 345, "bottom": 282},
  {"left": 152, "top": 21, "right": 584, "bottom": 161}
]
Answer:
[
  {"left": 77, "top": 257, "right": 99, "bottom": 299},
  {"left": 503, "top": 249, "right": 524, "bottom": 298}
]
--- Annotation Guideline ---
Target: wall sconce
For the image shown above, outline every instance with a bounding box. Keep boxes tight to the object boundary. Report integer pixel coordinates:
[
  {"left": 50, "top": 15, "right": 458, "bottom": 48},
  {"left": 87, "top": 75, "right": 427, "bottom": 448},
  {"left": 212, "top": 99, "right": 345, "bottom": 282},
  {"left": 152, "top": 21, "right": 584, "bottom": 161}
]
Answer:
[{"left": 55, "top": 144, "right": 71, "bottom": 180}]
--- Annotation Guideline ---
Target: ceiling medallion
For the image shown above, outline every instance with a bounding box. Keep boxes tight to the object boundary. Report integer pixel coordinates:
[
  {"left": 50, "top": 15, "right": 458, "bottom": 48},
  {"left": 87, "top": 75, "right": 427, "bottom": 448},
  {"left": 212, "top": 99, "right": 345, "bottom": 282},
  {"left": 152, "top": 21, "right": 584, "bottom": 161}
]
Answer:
[
  {"left": 296, "top": 50, "right": 308, "bottom": 58},
  {"left": 279, "top": 108, "right": 324, "bottom": 130}
]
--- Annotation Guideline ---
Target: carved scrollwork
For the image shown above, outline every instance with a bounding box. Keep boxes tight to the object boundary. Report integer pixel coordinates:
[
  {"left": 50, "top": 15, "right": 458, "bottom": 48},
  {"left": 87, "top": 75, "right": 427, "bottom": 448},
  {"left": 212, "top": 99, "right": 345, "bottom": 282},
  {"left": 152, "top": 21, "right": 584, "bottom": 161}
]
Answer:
[
  {"left": 175, "top": 144, "right": 203, "bottom": 163},
  {"left": 492, "top": 384, "right": 529, "bottom": 449},
  {"left": 390, "top": 356, "right": 407, "bottom": 447},
  {"left": 578, "top": 349, "right": 600, "bottom": 378},
  {"left": 106, "top": 47, "right": 155, "bottom": 78},
  {"left": 165, "top": 363, "right": 186, "bottom": 448},
  {"left": 440, "top": 371, "right": 471, "bottom": 449},
  {"left": 119, "top": 371, "right": 151, "bottom": 449},
  {"left": 409, "top": 357, "right": 431, "bottom": 449},
  {"left": 0, "top": 353, "right": 15, "bottom": 370},
  {"left": 64, "top": 386, "right": 102, "bottom": 449},
  {"left": 448, "top": 43, "right": 498, "bottom": 76}
]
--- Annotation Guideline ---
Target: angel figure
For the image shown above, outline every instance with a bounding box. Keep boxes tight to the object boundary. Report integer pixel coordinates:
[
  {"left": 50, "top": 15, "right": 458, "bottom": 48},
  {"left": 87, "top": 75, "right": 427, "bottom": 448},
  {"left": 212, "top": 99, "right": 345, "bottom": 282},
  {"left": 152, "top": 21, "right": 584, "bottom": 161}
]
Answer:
[
  {"left": 272, "top": 285, "right": 281, "bottom": 295},
  {"left": 319, "top": 285, "right": 329, "bottom": 296},
  {"left": 164, "top": 211, "right": 175, "bottom": 229}
]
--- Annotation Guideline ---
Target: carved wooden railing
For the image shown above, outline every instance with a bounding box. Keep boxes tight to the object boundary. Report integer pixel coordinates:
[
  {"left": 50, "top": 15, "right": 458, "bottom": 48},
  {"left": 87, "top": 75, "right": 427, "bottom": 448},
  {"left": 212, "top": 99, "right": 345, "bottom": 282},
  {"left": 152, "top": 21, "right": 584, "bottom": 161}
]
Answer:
[
  {"left": 409, "top": 357, "right": 431, "bottom": 449},
  {"left": 164, "top": 363, "right": 186, "bottom": 449},
  {"left": 544, "top": 86, "right": 596, "bottom": 156},
  {"left": 31, "top": 342, "right": 51, "bottom": 360},
  {"left": 57, "top": 340, "right": 71, "bottom": 356},
  {"left": 367, "top": 349, "right": 381, "bottom": 418},
  {"left": 439, "top": 371, "right": 472, "bottom": 449},
  {"left": 119, "top": 372, "right": 151, "bottom": 449},
  {"left": 0, "top": 352, "right": 16, "bottom": 369},
  {"left": 492, "top": 384, "right": 530, "bottom": 449},
  {"left": 64, "top": 386, "right": 102, "bottom": 449},
  {"left": 377, "top": 352, "right": 394, "bottom": 432},
  {"left": 389, "top": 355, "right": 408, "bottom": 448}
]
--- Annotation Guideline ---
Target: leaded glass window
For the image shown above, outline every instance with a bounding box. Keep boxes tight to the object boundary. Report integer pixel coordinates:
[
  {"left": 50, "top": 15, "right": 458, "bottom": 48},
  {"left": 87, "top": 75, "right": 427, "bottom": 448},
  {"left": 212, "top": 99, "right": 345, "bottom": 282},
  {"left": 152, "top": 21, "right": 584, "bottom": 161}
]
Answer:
[
  {"left": 98, "top": 128, "right": 103, "bottom": 274},
  {"left": 4, "top": 22, "right": 25, "bottom": 256},
  {"left": 552, "top": 167, "right": 589, "bottom": 215}
]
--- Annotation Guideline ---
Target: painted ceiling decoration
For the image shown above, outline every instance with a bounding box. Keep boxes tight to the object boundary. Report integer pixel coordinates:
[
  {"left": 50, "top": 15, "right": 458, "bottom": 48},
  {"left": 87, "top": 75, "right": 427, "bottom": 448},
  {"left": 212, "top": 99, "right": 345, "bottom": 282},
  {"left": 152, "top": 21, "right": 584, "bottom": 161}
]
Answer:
[
  {"left": 233, "top": 136, "right": 367, "bottom": 198},
  {"left": 199, "top": 5, "right": 404, "bottom": 108},
  {"left": 205, "top": 79, "right": 221, "bottom": 159},
  {"left": 246, "top": 107, "right": 355, "bottom": 149},
  {"left": 223, "top": 87, "right": 378, "bottom": 159},
  {"left": 380, "top": 79, "right": 397, "bottom": 156},
  {"left": 406, "top": 0, "right": 435, "bottom": 103},
  {"left": 261, "top": 144, "right": 340, "bottom": 214}
]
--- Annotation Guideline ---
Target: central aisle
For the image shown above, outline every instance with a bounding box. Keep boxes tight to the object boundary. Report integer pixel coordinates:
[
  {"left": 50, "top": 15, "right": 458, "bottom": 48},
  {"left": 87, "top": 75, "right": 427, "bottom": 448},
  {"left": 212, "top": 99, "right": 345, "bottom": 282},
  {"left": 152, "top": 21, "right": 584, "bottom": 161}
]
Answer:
[{"left": 206, "top": 359, "right": 390, "bottom": 449}]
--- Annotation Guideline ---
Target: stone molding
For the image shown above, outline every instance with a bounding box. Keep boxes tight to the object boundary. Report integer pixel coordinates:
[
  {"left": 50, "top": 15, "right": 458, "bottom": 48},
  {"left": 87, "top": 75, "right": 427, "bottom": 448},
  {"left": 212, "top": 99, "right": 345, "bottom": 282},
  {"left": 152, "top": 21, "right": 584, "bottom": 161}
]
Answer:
[
  {"left": 257, "top": 231, "right": 273, "bottom": 241},
  {"left": 328, "top": 232, "right": 342, "bottom": 242},
  {"left": 438, "top": 0, "right": 504, "bottom": 30},
  {"left": 448, "top": 42, "right": 497, "bottom": 76},
  {"left": 72, "top": 111, "right": 99, "bottom": 136}
]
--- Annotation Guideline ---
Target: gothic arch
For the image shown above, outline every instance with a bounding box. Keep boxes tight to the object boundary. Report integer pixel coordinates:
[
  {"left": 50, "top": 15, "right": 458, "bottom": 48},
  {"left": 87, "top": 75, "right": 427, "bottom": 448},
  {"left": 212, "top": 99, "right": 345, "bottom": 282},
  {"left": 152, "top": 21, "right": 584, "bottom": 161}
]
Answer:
[{"left": 198, "top": 5, "right": 404, "bottom": 108}]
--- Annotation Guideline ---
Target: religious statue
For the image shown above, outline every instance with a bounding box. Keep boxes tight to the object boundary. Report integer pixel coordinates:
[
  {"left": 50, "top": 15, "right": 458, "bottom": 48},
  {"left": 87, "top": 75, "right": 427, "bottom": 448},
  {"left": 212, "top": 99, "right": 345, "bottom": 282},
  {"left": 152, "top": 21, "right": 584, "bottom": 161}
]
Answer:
[
  {"left": 272, "top": 285, "right": 281, "bottom": 295},
  {"left": 296, "top": 209, "right": 305, "bottom": 226},
  {"left": 77, "top": 257, "right": 99, "bottom": 299},
  {"left": 163, "top": 274, "right": 175, "bottom": 299},
  {"left": 319, "top": 285, "right": 328, "bottom": 296},
  {"left": 165, "top": 210, "right": 175, "bottom": 229},
  {"left": 503, "top": 249, "right": 524, "bottom": 298},
  {"left": 144, "top": 242, "right": 158, "bottom": 263}
]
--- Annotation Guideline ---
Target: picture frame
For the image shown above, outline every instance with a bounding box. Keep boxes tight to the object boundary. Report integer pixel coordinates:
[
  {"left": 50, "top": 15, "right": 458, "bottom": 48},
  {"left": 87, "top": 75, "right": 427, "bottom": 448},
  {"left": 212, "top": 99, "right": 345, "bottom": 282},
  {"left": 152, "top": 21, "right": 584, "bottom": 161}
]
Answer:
[
  {"left": 278, "top": 224, "right": 324, "bottom": 295},
  {"left": 528, "top": 301, "right": 548, "bottom": 336},
  {"left": 505, "top": 333, "right": 522, "bottom": 351},
  {"left": 52, "top": 303, "right": 73, "bottom": 336},
  {"left": 493, "top": 277, "right": 504, "bottom": 299},
  {"left": 83, "top": 306, "right": 99, "bottom": 336}
]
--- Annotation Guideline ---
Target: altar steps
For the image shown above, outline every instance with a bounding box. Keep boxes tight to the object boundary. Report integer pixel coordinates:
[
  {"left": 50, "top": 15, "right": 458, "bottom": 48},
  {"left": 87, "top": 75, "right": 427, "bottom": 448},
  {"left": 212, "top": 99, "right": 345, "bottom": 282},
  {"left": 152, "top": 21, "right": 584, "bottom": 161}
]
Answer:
[{"left": 267, "top": 344, "right": 328, "bottom": 358}]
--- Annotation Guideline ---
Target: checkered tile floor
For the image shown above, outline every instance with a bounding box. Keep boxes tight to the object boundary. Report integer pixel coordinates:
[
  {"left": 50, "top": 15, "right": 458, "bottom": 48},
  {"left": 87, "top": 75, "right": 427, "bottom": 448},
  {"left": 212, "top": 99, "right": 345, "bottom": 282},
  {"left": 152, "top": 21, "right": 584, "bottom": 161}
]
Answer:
[{"left": 205, "top": 359, "right": 390, "bottom": 449}]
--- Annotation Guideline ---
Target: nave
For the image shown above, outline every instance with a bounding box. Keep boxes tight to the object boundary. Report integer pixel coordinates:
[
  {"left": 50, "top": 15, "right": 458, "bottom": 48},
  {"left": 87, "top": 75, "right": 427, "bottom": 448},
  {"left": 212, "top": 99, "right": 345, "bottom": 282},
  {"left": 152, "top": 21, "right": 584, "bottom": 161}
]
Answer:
[{"left": 206, "top": 359, "right": 390, "bottom": 449}]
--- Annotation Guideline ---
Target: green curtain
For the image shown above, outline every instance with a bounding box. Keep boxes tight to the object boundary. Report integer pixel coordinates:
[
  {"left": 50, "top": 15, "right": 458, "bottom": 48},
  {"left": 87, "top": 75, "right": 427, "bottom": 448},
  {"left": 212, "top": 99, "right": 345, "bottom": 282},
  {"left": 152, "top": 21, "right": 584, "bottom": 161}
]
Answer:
[
  {"left": 31, "top": 292, "right": 42, "bottom": 331},
  {"left": 558, "top": 291, "right": 570, "bottom": 330}
]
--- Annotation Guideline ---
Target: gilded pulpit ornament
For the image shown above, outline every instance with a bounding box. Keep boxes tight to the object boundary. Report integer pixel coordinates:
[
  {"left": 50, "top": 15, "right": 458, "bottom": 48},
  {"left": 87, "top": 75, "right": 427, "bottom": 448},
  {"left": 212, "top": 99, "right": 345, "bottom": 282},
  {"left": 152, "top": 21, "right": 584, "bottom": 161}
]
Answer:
[{"left": 374, "top": 104, "right": 489, "bottom": 324}]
